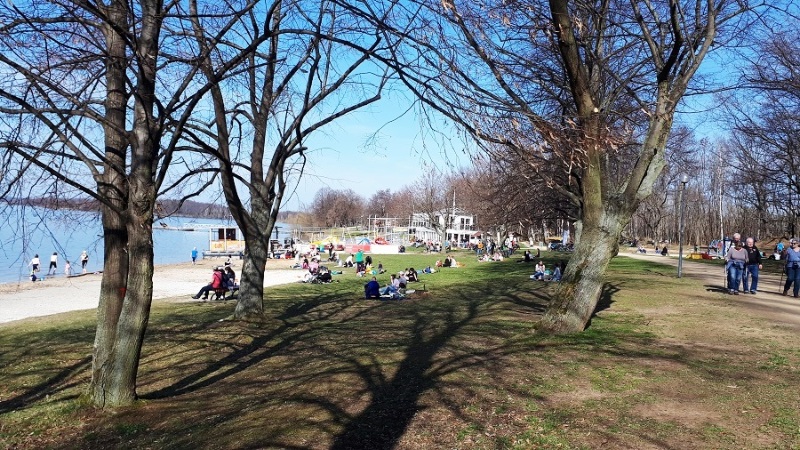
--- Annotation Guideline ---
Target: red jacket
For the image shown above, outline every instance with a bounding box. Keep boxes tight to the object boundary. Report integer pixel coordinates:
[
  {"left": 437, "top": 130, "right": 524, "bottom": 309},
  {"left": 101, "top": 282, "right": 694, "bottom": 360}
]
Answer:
[{"left": 211, "top": 270, "right": 224, "bottom": 289}]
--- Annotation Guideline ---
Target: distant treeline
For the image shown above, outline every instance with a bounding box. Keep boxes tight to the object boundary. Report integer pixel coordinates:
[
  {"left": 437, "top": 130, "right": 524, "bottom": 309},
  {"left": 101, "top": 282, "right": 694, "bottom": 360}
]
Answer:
[{"left": 3, "top": 197, "right": 297, "bottom": 221}]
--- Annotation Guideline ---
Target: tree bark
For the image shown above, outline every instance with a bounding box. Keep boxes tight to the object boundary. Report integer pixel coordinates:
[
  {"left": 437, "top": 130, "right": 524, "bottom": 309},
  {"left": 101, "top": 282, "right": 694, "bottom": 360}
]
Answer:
[
  {"left": 100, "top": 208, "right": 154, "bottom": 405},
  {"left": 235, "top": 237, "right": 268, "bottom": 319},
  {"left": 539, "top": 215, "right": 624, "bottom": 333},
  {"left": 90, "top": 0, "right": 131, "bottom": 407},
  {"left": 91, "top": 0, "right": 162, "bottom": 407}
]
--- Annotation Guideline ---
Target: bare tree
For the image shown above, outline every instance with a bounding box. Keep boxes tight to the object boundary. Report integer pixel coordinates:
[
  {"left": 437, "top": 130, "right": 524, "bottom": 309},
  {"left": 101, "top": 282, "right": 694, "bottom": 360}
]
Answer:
[
  {"left": 310, "top": 187, "right": 365, "bottom": 226},
  {"left": 457, "top": 150, "right": 577, "bottom": 242},
  {"left": 721, "top": 31, "right": 800, "bottom": 239},
  {"left": 407, "top": 166, "right": 453, "bottom": 243},
  {"left": 0, "top": 0, "right": 250, "bottom": 406},
  {"left": 182, "top": 0, "right": 396, "bottom": 318},
  {"left": 374, "top": 0, "right": 758, "bottom": 332},
  {"left": 366, "top": 189, "right": 393, "bottom": 218}
]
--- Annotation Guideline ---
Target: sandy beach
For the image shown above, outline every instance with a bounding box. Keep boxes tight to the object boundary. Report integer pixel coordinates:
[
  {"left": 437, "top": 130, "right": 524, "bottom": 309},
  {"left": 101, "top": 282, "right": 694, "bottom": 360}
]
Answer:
[{"left": 0, "top": 258, "right": 304, "bottom": 324}]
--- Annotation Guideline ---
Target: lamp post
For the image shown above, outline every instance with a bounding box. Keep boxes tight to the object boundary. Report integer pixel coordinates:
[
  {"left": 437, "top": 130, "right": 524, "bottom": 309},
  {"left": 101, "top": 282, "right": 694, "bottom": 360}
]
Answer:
[{"left": 678, "top": 174, "right": 689, "bottom": 278}]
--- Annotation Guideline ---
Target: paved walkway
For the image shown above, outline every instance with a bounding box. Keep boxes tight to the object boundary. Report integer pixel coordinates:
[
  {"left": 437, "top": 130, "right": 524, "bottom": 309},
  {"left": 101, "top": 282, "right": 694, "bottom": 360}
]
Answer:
[{"left": 620, "top": 252, "right": 800, "bottom": 329}]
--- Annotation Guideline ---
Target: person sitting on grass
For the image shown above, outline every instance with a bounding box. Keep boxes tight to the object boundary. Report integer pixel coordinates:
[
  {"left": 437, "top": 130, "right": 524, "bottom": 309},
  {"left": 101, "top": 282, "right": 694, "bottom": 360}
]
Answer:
[
  {"left": 523, "top": 249, "right": 532, "bottom": 262},
  {"left": 398, "top": 272, "right": 408, "bottom": 289},
  {"left": 382, "top": 274, "right": 400, "bottom": 295},
  {"left": 318, "top": 268, "right": 333, "bottom": 283},
  {"left": 365, "top": 277, "right": 380, "bottom": 299},
  {"left": 550, "top": 265, "right": 562, "bottom": 282},
  {"left": 530, "top": 261, "right": 546, "bottom": 280}
]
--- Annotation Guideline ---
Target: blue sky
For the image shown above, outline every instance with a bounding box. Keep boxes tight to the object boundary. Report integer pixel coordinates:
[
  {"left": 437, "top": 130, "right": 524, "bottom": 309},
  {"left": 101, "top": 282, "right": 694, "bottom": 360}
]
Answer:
[
  {"left": 281, "top": 90, "right": 470, "bottom": 210},
  {"left": 272, "top": 1, "right": 798, "bottom": 212}
]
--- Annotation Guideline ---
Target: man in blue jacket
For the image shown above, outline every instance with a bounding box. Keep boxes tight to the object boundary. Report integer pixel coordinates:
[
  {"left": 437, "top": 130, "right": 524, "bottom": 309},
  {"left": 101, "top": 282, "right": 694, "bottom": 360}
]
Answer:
[{"left": 364, "top": 277, "right": 380, "bottom": 299}]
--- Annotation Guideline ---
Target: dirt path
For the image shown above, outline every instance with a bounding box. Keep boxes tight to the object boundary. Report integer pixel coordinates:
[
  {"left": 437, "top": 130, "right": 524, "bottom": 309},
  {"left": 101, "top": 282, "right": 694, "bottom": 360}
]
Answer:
[{"left": 620, "top": 252, "right": 800, "bottom": 329}]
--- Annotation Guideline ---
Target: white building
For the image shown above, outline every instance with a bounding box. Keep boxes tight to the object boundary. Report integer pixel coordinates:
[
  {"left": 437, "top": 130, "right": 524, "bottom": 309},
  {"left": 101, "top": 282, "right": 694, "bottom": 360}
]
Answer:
[{"left": 409, "top": 208, "right": 476, "bottom": 245}]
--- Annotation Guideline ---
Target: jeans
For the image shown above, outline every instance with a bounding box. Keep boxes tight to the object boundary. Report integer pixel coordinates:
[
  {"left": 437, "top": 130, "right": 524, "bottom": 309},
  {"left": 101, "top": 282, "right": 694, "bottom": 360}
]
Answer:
[
  {"left": 382, "top": 285, "right": 398, "bottom": 295},
  {"left": 784, "top": 265, "right": 800, "bottom": 296},
  {"left": 743, "top": 264, "right": 759, "bottom": 292},
  {"left": 727, "top": 262, "right": 744, "bottom": 292}
]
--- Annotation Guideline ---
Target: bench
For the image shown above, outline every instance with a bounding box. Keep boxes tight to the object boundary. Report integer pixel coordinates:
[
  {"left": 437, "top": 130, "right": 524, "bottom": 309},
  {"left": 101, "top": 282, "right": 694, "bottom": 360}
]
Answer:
[{"left": 213, "top": 285, "right": 239, "bottom": 301}]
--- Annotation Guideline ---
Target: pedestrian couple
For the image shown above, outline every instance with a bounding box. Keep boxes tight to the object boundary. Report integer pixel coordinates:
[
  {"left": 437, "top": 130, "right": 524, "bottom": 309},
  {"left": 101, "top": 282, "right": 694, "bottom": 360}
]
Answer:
[{"left": 725, "top": 233, "right": 761, "bottom": 295}]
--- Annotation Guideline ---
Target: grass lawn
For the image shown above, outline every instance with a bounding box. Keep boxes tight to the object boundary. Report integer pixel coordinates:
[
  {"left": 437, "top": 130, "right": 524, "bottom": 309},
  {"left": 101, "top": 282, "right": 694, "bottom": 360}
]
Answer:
[{"left": 1, "top": 250, "right": 799, "bottom": 449}]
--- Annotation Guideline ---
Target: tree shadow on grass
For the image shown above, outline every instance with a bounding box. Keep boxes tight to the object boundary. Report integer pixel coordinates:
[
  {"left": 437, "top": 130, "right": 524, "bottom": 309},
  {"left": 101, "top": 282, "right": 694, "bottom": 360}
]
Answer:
[
  {"left": 140, "top": 290, "right": 382, "bottom": 400},
  {"left": 0, "top": 355, "right": 91, "bottom": 414},
  {"left": 326, "top": 299, "right": 481, "bottom": 450},
  {"left": 584, "top": 282, "right": 621, "bottom": 330},
  {"left": 277, "top": 286, "right": 535, "bottom": 450},
  {"left": 136, "top": 278, "right": 536, "bottom": 449},
  {"left": 593, "top": 282, "right": 620, "bottom": 314}
]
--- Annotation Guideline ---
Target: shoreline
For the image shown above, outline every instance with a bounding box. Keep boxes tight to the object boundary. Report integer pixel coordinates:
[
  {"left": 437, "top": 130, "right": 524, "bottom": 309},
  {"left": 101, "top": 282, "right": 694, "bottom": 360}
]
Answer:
[{"left": 0, "top": 258, "right": 305, "bottom": 324}]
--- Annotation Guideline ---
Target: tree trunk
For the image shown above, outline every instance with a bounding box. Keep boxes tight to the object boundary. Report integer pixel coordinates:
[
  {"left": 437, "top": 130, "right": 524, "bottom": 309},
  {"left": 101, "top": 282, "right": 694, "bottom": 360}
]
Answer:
[
  {"left": 234, "top": 238, "right": 268, "bottom": 319},
  {"left": 101, "top": 212, "right": 155, "bottom": 406},
  {"left": 91, "top": 0, "right": 162, "bottom": 406},
  {"left": 539, "top": 214, "right": 625, "bottom": 333},
  {"left": 90, "top": 203, "right": 128, "bottom": 406},
  {"left": 90, "top": 0, "right": 131, "bottom": 407}
]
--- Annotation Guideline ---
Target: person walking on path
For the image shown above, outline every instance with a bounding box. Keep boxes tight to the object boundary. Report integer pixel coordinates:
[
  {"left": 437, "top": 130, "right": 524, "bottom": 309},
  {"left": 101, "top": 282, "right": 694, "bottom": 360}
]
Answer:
[
  {"left": 80, "top": 250, "right": 89, "bottom": 274},
  {"left": 724, "top": 233, "right": 742, "bottom": 256},
  {"left": 48, "top": 252, "right": 58, "bottom": 275},
  {"left": 742, "top": 238, "right": 762, "bottom": 294},
  {"left": 725, "top": 239, "right": 747, "bottom": 295},
  {"left": 783, "top": 238, "right": 800, "bottom": 298},
  {"left": 191, "top": 247, "right": 198, "bottom": 265}
]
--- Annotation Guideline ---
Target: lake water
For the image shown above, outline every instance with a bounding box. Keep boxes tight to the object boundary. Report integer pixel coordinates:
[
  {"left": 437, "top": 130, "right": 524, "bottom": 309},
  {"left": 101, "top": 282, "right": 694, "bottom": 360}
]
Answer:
[{"left": 0, "top": 206, "right": 290, "bottom": 284}]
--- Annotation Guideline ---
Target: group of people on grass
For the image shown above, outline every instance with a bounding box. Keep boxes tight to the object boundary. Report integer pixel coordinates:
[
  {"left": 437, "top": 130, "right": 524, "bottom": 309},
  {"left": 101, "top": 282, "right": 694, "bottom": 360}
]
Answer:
[
  {"left": 193, "top": 243, "right": 564, "bottom": 302},
  {"left": 364, "top": 267, "right": 422, "bottom": 299},
  {"left": 435, "top": 255, "right": 463, "bottom": 268},
  {"left": 529, "top": 260, "right": 564, "bottom": 282}
]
